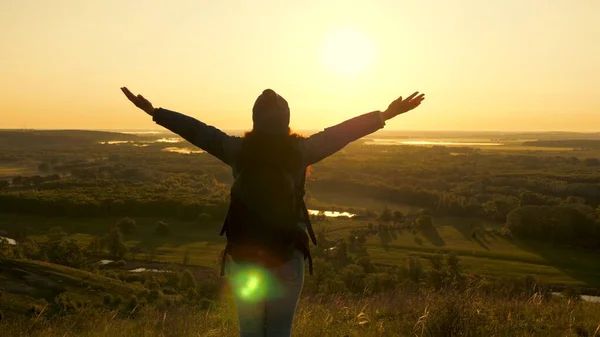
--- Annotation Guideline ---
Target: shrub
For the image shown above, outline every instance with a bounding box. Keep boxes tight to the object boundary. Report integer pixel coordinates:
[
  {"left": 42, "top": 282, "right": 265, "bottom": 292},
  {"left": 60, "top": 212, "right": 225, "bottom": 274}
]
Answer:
[
  {"left": 148, "top": 289, "right": 163, "bottom": 303},
  {"left": 181, "top": 270, "right": 196, "bottom": 290},
  {"left": 113, "top": 260, "right": 127, "bottom": 268},
  {"left": 103, "top": 294, "right": 113, "bottom": 306},
  {"left": 163, "top": 286, "right": 177, "bottom": 295},
  {"left": 128, "top": 295, "right": 139, "bottom": 309}
]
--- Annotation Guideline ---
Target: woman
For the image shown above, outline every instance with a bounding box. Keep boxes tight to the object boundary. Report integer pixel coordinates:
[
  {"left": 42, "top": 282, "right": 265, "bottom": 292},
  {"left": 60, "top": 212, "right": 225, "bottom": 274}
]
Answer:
[{"left": 121, "top": 86, "right": 425, "bottom": 336}]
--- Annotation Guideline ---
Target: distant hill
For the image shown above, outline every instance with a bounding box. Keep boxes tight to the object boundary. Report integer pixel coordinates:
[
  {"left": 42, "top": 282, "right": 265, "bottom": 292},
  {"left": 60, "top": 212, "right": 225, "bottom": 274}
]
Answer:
[
  {"left": 0, "top": 130, "right": 140, "bottom": 148},
  {"left": 363, "top": 130, "right": 600, "bottom": 141},
  {"left": 522, "top": 139, "right": 600, "bottom": 149}
]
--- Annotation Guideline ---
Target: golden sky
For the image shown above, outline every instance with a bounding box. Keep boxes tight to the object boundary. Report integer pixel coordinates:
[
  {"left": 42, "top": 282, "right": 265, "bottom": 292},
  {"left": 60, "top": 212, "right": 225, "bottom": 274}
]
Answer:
[{"left": 1, "top": 0, "right": 598, "bottom": 132}]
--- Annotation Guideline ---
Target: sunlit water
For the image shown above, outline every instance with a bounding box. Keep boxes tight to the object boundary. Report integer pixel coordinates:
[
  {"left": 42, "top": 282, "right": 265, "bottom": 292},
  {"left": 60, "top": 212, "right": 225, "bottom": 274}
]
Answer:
[
  {"left": 98, "top": 140, "right": 133, "bottom": 145},
  {"left": 552, "top": 292, "right": 600, "bottom": 303},
  {"left": 582, "top": 295, "right": 600, "bottom": 303},
  {"left": 155, "top": 138, "right": 181, "bottom": 143},
  {"left": 99, "top": 137, "right": 504, "bottom": 150},
  {"left": 128, "top": 268, "right": 172, "bottom": 273},
  {"left": 93, "top": 261, "right": 172, "bottom": 273},
  {"left": 308, "top": 209, "right": 356, "bottom": 218},
  {"left": 161, "top": 147, "right": 205, "bottom": 154},
  {"left": 0, "top": 236, "right": 17, "bottom": 245}
]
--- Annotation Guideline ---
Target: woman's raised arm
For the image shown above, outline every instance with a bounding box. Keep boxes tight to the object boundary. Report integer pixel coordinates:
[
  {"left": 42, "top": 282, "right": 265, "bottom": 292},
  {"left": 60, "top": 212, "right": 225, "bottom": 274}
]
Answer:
[
  {"left": 120, "top": 87, "right": 240, "bottom": 165},
  {"left": 300, "top": 91, "right": 425, "bottom": 166}
]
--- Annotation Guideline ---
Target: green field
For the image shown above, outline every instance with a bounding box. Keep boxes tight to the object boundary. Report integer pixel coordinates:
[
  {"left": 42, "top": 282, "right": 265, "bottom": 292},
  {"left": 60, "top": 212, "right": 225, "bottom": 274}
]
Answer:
[{"left": 4, "top": 191, "right": 600, "bottom": 288}]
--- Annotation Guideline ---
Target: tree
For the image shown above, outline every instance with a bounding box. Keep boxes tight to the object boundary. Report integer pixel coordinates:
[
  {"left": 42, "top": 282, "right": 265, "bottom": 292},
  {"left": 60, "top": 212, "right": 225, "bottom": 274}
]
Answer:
[
  {"left": 378, "top": 231, "right": 392, "bottom": 249},
  {"left": 116, "top": 217, "right": 136, "bottom": 235},
  {"left": 20, "top": 239, "right": 40, "bottom": 259},
  {"left": 446, "top": 252, "right": 461, "bottom": 275},
  {"left": 347, "top": 235, "right": 357, "bottom": 252},
  {"left": 379, "top": 207, "right": 393, "bottom": 222},
  {"left": 42, "top": 239, "right": 87, "bottom": 269},
  {"left": 87, "top": 238, "right": 103, "bottom": 257},
  {"left": 341, "top": 264, "right": 366, "bottom": 293},
  {"left": 393, "top": 210, "right": 405, "bottom": 222},
  {"left": 357, "top": 256, "right": 377, "bottom": 274},
  {"left": 107, "top": 227, "right": 126, "bottom": 259},
  {"left": 304, "top": 258, "right": 337, "bottom": 294},
  {"left": 0, "top": 238, "right": 14, "bottom": 258}
]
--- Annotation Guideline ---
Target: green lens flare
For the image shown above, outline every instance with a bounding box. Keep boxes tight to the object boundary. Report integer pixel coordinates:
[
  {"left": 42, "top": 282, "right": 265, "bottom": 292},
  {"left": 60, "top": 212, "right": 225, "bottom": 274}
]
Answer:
[
  {"left": 231, "top": 265, "right": 284, "bottom": 302},
  {"left": 240, "top": 274, "right": 260, "bottom": 298}
]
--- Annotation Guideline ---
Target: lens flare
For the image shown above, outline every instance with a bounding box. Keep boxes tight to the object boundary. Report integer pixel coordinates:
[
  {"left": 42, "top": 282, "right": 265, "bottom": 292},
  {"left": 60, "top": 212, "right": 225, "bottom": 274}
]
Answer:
[
  {"left": 231, "top": 267, "right": 267, "bottom": 302},
  {"left": 230, "top": 264, "right": 285, "bottom": 303},
  {"left": 240, "top": 274, "right": 260, "bottom": 298}
]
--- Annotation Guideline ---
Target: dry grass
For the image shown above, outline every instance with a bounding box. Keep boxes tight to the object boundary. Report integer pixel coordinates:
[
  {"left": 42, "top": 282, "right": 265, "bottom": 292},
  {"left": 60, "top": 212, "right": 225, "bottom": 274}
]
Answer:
[{"left": 2, "top": 289, "right": 599, "bottom": 337}]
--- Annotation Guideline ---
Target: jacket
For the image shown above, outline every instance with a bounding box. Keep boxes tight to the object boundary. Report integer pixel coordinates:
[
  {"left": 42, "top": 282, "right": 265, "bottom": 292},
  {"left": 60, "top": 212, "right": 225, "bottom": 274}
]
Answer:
[{"left": 152, "top": 107, "right": 387, "bottom": 274}]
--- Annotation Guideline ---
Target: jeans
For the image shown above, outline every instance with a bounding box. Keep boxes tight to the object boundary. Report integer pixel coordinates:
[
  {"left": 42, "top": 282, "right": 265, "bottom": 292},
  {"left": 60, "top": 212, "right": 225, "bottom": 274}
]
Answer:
[{"left": 228, "top": 249, "right": 305, "bottom": 337}]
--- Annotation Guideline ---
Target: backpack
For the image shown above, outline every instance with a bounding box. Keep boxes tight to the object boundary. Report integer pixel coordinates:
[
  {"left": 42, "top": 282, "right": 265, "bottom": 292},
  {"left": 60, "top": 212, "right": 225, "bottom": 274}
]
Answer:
[{"left": 219, "top": 138, "right": 317, "bottom": 276}]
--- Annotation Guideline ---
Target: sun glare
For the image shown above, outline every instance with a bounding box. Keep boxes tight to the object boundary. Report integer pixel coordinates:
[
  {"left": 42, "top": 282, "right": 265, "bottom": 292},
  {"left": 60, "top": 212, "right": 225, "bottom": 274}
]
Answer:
[{"left": 319, "top": 28, "right": 376, "bottom": 78}]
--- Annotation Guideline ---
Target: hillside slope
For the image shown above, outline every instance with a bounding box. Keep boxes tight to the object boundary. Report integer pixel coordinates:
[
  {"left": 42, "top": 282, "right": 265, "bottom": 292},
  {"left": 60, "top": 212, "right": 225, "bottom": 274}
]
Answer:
[{"left": 0, "top": 259, "right": 151, "bottom": 316}]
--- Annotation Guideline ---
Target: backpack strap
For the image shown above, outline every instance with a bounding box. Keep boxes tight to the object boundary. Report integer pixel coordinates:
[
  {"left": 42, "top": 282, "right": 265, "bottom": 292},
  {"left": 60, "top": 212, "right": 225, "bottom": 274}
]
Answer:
[
  {"left": 298, "top": 168, "right": 316, "bottom": 276},
  {"left": 219, "top": 245, "right": 229, "bottom": 276},
  {"left": 299, "top": 168, "right": 318, "bottom": 246}
]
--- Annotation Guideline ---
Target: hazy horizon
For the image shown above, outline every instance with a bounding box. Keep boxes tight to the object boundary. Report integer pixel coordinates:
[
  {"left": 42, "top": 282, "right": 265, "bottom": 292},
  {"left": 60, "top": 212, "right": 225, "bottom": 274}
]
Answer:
[
  {"left": 4, "top": 127, "right": 600, "bottom": 135},
  {"left": 1, "top": 0, "right": 598, "bottom": 131}
]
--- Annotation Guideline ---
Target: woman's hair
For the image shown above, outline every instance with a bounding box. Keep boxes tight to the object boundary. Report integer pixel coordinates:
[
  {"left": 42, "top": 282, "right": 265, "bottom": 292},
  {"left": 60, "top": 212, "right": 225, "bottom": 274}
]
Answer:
[{"left": 238, "top": 128, "right": 311, "bottom": 177}]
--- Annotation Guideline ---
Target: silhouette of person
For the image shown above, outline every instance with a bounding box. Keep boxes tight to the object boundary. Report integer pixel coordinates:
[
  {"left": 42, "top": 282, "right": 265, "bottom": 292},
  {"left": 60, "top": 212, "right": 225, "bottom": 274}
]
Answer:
[{"left": 121, "top": 86, "right": 425, "bottom": 336}]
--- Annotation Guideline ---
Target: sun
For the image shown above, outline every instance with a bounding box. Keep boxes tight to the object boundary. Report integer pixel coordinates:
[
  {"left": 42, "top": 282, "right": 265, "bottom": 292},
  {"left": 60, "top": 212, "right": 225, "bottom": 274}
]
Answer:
[{"left": 319, "top": 28, "right": 376, "bottom": 78}]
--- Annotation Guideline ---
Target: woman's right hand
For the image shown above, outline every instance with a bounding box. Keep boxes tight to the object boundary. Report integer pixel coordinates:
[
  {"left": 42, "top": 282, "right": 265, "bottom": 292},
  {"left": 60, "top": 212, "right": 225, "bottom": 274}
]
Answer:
[{"left": 121, "top": 87, "right": 156, "bottom": 116}]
